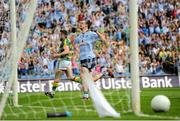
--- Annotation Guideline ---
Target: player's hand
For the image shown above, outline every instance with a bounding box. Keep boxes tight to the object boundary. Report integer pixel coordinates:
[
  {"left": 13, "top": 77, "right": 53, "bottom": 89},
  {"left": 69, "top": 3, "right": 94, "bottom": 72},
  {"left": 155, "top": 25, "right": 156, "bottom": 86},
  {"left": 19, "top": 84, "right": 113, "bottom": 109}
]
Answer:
[
  {"left": 96, "top": 30, "right": 103, "bottom": 36},
  {"left": 52, "top": 54, "right": 59, "bottom": 59},
  {"left": 69, "top": 51, "right": 74, "bottom": 54}
]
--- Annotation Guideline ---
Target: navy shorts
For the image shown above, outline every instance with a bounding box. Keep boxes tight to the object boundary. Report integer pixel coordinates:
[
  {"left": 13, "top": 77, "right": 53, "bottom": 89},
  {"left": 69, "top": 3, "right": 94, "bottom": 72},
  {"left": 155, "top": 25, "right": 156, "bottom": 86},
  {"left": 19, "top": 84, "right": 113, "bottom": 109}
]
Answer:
[{"left": 80, "top": 58, "right": 96, "bottom": 71}]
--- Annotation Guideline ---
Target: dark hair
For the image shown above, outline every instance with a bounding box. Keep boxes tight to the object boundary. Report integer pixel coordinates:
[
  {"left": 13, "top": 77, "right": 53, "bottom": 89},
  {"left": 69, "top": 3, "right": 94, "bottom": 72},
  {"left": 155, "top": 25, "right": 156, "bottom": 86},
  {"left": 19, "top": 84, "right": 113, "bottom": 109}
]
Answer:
[
  {"left": 60, "top": 30, "right": 68, "bottom": 36},
  {"left": 86, "top": 20, "right": 92, "bottom": 29},
  {"left": 72, "top": 27, "right": 77, "bottom": 33},
  {"left": 38, "top": 22, "right": 46, "bottom": 28},
  {"left": 79, "top": 20, "right": 92, "bottom": 29}
]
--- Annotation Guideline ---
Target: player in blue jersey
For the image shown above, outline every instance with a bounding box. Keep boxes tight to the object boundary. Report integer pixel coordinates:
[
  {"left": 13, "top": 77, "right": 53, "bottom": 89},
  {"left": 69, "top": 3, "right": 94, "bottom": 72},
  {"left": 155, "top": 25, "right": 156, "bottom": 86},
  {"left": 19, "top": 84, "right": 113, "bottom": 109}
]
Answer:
[
  {"left": 45, "top": 29, "right": 103, "bottom": 98},
  {"left": 74, "top": 20, "right": 109, "bottom": 100}
]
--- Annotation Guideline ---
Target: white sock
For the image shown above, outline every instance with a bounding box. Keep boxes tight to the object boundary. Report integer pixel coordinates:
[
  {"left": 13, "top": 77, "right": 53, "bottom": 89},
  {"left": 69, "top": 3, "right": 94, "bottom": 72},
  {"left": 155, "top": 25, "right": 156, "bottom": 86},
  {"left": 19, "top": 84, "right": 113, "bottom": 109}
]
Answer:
[{"left": 83, "top": 93, "right": 89, "bottom": 98}]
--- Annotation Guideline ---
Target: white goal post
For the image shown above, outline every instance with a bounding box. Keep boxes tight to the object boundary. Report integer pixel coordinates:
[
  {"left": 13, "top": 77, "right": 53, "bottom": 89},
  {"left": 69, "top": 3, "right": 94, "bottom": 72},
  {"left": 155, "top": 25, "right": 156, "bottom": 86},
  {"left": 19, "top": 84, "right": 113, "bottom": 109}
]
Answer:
[
  {"left": 0, "top": 0, "right": 17, "bottom": 118},
  {"left": 0, "top": 0, "right": 37, "bottom": 118},
  {"left": 129, "top": 0, "right": 141, "bottom": 114}
]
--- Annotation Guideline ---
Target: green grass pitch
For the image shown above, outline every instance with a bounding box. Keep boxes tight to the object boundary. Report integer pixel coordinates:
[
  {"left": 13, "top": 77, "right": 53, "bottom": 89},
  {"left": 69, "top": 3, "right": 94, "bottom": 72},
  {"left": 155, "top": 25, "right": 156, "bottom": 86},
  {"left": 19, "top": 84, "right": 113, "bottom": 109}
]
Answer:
[{"left": 1, "top": 88, "right": 180, "bottom": 120}]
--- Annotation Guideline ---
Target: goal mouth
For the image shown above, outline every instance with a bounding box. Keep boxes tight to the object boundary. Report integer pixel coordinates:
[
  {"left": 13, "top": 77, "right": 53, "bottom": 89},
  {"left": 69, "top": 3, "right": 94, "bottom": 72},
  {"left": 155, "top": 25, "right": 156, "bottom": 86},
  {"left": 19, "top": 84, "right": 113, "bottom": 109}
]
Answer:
[
  {"left": 0, "top": 0, "right": 132, "bottom": 119},
  {"left": 1, "top": 0, "right": 179, "bottom": 120}
]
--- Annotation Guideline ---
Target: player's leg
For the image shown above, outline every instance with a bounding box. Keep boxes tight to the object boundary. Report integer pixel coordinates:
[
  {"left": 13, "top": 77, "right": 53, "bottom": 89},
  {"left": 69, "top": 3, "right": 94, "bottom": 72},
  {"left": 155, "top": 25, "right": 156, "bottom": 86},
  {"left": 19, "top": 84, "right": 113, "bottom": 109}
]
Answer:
[
  {"left": 45, "top": 69, "right": 63, "bottom": 98},
  {"left": 45, "top": 60, "right": 64, "bottom": 98},
  {"left": 51, "top": 59, "right": 66, "bottom": 94},
  {"left": 66, "top": 58, "right": 101, "bottom": 100},
  {"left": 66, "top": 63, "right": 99, "bottom": 100},
  {"left": 66, "top": 65, "right": 102, "bottom": 83},
  {"left": 52, "top": 69, "right": 63, "bottom": 93},
  {"left": 80, "top": 66, "right": 90, "bottom": 100},
  {"left": 92, "top": 72, "right": 103, "bottom": 82},
  {"left": 66, "top": 66, "right": 82, "bottom": 83},
  {"left": 61, "top": 59, "right": 82, "bottom": 83},
  {"left": 79, "top": 58, "right": 98, "bottom": 100}
]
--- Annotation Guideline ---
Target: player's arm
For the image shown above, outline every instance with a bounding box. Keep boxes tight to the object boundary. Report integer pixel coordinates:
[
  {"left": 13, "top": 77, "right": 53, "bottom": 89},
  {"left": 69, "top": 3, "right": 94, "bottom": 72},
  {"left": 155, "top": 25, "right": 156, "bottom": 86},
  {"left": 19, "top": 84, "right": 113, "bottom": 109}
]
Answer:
[
  {"left": 74, "top": 37, "right": 80, "bottom": 57},
  {"left": 73, "top": 44, "right": 79, "bottom": 56},
  {"left": 96, "top": 31, "right": 110, "bottom": 48},
  {"left": 52, "top": 45, "right": 72, "bottom": 58}
]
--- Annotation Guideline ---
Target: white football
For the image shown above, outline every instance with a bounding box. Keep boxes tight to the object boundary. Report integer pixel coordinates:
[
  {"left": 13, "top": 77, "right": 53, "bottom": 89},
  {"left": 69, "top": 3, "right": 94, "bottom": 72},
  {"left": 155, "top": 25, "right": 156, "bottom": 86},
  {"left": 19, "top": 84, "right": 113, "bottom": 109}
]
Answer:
[{"left": 151, "top": 95, "right": 171, "bottom": 112}]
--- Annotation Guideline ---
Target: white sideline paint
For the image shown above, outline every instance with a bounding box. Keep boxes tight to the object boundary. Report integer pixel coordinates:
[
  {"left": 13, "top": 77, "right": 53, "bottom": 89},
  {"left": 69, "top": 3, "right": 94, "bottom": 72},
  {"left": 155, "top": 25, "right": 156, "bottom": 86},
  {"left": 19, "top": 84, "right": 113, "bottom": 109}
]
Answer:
[{"left": 83, "top": 70, "right": 120, "bottom": 118}]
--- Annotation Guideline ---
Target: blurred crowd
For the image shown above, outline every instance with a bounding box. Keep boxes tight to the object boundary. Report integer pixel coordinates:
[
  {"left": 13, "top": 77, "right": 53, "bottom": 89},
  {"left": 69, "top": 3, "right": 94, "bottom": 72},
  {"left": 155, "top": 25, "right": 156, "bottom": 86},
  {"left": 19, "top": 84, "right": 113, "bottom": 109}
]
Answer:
[{"left": 0, "top": 0, "right": 179, "bottom": 79}]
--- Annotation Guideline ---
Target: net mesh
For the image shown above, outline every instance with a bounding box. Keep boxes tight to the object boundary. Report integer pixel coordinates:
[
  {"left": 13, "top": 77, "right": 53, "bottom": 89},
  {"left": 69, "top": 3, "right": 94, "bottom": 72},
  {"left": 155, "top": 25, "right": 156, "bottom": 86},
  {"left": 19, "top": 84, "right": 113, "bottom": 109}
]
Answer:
[
  {"left": 3, "top": 83, "right": 132, "bottom": 119},
  {"left": 0, "top": 0, "right": 132, "bottom": 119},
  {"left": 1, "top": 78, "right": 132, "bottom": 119}
]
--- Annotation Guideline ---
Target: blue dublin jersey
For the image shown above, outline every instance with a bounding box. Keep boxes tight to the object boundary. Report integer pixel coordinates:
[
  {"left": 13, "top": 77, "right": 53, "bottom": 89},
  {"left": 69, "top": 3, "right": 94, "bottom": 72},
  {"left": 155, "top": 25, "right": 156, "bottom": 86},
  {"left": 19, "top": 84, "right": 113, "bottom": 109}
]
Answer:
[{"left": 75, "top": 31, "right": 99, "bottom": 60}]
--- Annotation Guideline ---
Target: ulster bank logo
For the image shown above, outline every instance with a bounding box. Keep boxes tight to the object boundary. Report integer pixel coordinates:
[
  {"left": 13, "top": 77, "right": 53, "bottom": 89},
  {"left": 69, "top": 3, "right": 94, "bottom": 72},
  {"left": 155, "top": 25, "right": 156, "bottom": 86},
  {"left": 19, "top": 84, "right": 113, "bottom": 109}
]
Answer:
[
  {"left": 0, "top": 76, "right": 177, "bottom": 93},
  {"left": 142, "top": 76, "right": 173, "bottom": 88}
]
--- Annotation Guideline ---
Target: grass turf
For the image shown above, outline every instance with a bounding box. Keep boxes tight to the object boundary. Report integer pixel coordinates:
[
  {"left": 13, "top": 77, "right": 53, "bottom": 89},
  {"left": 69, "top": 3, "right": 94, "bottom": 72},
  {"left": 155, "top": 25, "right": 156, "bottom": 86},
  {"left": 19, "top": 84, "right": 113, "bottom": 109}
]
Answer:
[{"left": 1, "top": 88, "right": 180, "bottom": 120}]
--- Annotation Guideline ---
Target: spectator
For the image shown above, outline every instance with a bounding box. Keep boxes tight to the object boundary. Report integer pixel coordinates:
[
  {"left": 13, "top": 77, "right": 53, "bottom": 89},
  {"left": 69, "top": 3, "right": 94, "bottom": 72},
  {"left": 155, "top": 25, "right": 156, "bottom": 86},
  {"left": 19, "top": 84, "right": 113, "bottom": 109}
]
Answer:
[{"left": 0, "top": 0, "right": 179, "bottom": 78}]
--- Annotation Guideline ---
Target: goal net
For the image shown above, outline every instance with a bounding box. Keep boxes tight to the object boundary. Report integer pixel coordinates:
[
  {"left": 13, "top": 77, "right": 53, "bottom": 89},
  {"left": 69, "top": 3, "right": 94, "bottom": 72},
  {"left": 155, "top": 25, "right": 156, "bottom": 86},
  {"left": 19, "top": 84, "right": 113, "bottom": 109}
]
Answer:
[{"left": 0, "top": 0, "right": 132, "bottom": 119}]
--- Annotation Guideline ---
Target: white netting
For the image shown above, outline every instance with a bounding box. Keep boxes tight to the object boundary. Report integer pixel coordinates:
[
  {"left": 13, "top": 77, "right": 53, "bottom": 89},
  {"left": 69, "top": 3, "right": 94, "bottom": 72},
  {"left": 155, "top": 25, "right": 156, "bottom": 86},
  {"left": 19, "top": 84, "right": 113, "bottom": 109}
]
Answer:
[
  {"left": 0, "top": 0, "right": 37, "bottom": 81},
  {"left": 2, "top": 79, "right": 132, "bottom": 119},
  {"left": 0, "top": 0, "right": 37, "bottom": 118},
  {"left": 0, "top": 0, "right": 132, "bottom": 120}
]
